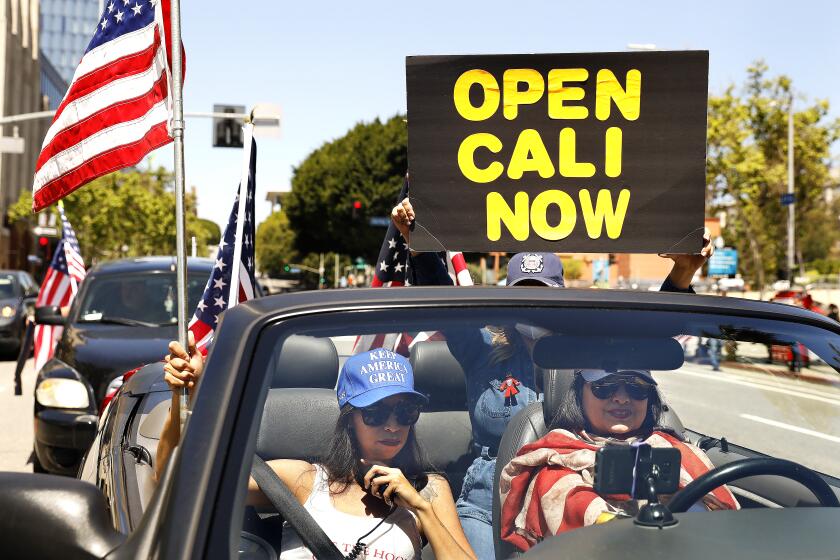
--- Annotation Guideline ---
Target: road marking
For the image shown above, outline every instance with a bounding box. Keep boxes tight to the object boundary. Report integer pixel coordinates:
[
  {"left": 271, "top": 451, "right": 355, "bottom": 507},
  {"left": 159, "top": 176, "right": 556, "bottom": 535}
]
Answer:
[
  {"left": 665, "top": 368, "right": 840, "bottom": 408},
  {"left": 739, "top": 414, "right": 840, "bottom": 444}
]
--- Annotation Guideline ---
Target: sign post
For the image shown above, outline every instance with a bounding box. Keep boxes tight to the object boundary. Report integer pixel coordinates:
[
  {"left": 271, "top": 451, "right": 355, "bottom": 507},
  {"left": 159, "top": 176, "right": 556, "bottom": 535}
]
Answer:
[{"left": 406, "top": 51, "right": 709, "bottom": 254}]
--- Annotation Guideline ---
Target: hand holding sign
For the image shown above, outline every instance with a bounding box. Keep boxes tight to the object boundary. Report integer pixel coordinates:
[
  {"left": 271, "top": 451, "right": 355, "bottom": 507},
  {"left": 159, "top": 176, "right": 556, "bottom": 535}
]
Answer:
[{"left": 391, "top": 197, "right": 415, "bottom": 243}]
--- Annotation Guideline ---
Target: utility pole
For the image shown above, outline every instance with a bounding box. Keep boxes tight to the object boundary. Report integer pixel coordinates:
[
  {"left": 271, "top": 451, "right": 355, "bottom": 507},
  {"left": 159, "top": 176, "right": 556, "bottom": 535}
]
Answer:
[
  {"left": 787, "top": 95, "right": 795, "bottom": 284},
  {"left": 334, "top": 253, "right": 339, "bottom": 288}
]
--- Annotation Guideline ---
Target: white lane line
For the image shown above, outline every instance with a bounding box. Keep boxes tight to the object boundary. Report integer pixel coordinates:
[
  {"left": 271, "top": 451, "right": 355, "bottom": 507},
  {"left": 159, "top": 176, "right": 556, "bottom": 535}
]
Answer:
[
  {"left": 739, "top": 414, "right": 840, "bottom": 444},
  {"left": 666, "top": 368, "right": 840, "bottom": 408}
]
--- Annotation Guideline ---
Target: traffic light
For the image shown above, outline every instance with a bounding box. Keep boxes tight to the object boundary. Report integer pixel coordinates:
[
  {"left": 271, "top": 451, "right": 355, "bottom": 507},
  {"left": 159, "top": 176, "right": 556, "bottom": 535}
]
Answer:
[
  {"left": 212, "top": 104, "right": 246, "bottom": 148},
  {"left": 38, "top": 236, "right": 49, "bottom": 247},
  {"left": 352, "top": 200, "right": 362, "bottom": 219}
]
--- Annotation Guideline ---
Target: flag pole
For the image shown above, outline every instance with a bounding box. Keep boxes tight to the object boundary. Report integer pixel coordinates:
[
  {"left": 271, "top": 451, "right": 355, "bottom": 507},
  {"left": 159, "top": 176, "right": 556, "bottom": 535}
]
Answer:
[
  {"left": 169, "top": 0, "right": 190, "bottom": 427},
  {"left": 228, "top": 123, "right": 254, "bottom": 309}
]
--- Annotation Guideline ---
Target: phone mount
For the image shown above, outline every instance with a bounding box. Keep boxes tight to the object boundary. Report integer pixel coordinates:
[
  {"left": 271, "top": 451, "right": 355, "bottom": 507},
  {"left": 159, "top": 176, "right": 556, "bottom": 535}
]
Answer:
[{"left": 631, "top": 446, "right": 678, "bottom": 528}]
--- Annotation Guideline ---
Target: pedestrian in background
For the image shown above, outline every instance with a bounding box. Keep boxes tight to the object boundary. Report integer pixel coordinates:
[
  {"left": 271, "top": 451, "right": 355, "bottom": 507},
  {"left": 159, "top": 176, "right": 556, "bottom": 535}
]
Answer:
[{"left": 828, "top": 304, "right": 839, "bottom": 322}]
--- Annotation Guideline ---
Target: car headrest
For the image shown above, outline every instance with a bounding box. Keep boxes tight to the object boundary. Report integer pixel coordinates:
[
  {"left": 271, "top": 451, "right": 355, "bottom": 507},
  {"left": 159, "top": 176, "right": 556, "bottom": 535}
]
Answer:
[
  {"left": 409, "top": 341, "right": 467, "bottom": 412},
  {"left": 257, "top": 388, "right": 339, "bottom": 461},
  {"left": 272, "top": 335, "right": 338, "bottom": 388},
  {"left": 539, "top": 367, "right": 576, "bottom": 426}
]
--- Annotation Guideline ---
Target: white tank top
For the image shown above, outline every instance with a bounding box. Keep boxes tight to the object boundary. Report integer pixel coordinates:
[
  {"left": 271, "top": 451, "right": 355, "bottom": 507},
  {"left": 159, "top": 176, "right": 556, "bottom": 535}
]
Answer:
[{"left": 279, "top": 464, "right": 422, "bottom": 560}]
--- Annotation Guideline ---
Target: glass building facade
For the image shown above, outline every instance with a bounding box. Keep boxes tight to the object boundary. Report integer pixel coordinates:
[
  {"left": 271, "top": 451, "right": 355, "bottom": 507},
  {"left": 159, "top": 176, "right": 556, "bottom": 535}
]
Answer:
[{"left": 40, "top": 0, "right": 101, "bottom": 84}]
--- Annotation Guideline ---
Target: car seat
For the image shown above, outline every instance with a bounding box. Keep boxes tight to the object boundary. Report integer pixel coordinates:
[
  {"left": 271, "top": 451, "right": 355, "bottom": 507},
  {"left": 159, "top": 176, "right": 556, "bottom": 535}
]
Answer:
[
  {"left": 491, "top": 369, "right": 687, "bottom": 558},
  {"left": 410, "top": 340, "right": 474, "bottom": 497}
]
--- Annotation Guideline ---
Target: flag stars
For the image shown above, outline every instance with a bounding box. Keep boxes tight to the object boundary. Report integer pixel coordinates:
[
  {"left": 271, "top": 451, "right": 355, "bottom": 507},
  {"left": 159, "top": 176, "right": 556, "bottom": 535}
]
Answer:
[
  {"left": 107, "top": 2, "right": 115, "bottom": 12},
  {"left": 215, "top": 258, "right": 227, "bottom": 271},
  {"left": 213, "top": 296, "right": 227, "bottom": 309},
  {"left": 379, "top": 261, "right": 389, "bottom": 272},
  {"left": 131, "top": 3, "right": 142, "bottom": 15},
  {"left": 394, "top": 262, "right": 404, "bottom": 273},
  {"left": 100, "top": 17, "right": 108, "bottom": 30},
  {"left": 388, "top": 238, "right": 397, "bottom": 249},
  {"left": 122, "top": 0, "right": 130, "bottom": 5},
  {"left": 196, "top": 300, "right": 207, "bottom": 313},
  {"left": 115, "top": 10, "right": 124, "bottom": 22},
  {"left": 213, "top": 277, "right": 227, "bottom": 290}
]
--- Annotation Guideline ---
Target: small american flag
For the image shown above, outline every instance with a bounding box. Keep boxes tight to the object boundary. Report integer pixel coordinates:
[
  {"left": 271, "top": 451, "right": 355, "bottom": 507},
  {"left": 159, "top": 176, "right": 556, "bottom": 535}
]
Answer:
[
  {"left": 354, "top": 178, "right": 470, "bottom": 355},
  {"left": 32, "top": 0, "right": 181, "bottom": 212},
  {"left": 34, "top": 207, "right": 87, "bottom": 371},
  {"left": 188, "top": 137, "right": 257, "bottom": 352}
]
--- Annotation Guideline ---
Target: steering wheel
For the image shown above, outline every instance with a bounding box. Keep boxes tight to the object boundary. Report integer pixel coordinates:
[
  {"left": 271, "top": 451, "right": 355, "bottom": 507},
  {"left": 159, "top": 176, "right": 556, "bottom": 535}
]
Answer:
[{"left": 668, "top": 457, "right": 840, "bottom": 513}]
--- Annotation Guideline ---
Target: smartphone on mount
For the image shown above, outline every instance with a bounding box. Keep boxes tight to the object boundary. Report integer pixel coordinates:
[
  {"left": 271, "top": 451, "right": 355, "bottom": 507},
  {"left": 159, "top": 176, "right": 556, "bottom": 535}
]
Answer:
[{"left": 594, "top": 443, "right": 681, "bottom": 498}]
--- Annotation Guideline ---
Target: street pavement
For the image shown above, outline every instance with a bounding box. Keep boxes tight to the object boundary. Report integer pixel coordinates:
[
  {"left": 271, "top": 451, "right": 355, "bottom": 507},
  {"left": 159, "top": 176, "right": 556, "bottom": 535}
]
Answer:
[
  {"left": 656, "top": 361, "right": 840, "bottom": 478},
  {"left": 0, "top": 356, "right": 35, "bottom": 472}
]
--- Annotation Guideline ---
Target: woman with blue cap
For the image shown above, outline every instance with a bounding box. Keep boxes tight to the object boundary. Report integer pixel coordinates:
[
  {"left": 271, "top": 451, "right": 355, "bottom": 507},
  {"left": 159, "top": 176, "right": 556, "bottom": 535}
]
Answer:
[{"left": 158, "top": 340, "right": 475, "bottom": 560}]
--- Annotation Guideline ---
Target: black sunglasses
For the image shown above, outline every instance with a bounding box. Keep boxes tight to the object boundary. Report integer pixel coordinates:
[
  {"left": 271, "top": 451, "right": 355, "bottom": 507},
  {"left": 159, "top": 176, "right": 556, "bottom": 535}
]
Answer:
[
  {"left": 589, "top": 375, "right": 653, "bottom": 401},
  {"left": 359, "top": 400, "right": 422, "bottom": 427}
]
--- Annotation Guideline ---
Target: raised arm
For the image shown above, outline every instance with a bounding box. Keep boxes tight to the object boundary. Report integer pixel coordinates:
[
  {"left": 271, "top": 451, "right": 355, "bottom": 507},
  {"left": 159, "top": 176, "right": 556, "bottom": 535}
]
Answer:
[{"left": 155, "top": 331, "right": 203, "bottom": 481}]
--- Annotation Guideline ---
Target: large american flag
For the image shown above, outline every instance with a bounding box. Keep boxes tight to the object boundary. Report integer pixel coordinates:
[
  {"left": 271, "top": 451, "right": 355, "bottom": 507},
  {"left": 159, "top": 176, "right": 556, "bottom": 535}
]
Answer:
[
  {"left": 189, "top": 138, "right": 257, "bottom": 352},
  {"left": 32, "top": 0, "right": 181, "bottom": 212},
  {"left": 354, "top": 178, "right": 471, "bottom": 355},
  {"left": 34, "top": 207, "right": 87, "bottom": 371}
]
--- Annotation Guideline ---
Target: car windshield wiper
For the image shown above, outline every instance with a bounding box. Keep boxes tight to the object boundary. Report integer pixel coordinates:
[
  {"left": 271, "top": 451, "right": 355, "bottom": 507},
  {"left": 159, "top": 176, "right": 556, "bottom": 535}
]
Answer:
[{"left": 77, "top": 316, "right": 169, "bottom": 328}]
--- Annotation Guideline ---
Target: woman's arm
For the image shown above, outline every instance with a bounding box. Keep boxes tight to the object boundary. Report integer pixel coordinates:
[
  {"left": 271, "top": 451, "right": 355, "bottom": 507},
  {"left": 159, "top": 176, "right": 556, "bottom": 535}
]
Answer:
[
  {"left": 366, "top": 468, "right": 476, "bottom": 560},
  {"left": 246, "top": 459, "right": 316, "bottom": 508},
  {"left": 414, "top": 475, "right": 477, "bottom": 560},
  {"left": 154, "top": 332, "right": 203, "bottom": 481}
]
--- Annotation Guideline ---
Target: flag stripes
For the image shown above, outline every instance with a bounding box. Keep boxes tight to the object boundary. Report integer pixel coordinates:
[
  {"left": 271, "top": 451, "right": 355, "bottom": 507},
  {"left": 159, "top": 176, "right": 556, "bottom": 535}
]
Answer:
[{"left": 32, "top": 0, "right": 180, "bottom": 212}]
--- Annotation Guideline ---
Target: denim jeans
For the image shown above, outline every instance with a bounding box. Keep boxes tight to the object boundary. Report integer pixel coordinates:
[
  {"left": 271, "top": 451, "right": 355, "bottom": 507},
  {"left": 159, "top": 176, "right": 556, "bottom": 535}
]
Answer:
[{"left": 456, "top": 448, "right": 496, "bottom": 560}]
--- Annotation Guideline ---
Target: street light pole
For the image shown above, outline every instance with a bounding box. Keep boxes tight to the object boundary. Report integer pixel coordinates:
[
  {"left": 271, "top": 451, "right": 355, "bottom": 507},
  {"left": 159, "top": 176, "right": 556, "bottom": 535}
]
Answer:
[{"left": 787, "top": 95, "right": 795, "bottom": 284}]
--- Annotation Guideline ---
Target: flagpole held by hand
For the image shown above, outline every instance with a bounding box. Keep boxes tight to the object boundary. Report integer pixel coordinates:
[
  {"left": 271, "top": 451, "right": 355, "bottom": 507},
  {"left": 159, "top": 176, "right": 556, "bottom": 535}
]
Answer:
[{"left": 168, "top": 0, "right": 190, "bottom": 430}]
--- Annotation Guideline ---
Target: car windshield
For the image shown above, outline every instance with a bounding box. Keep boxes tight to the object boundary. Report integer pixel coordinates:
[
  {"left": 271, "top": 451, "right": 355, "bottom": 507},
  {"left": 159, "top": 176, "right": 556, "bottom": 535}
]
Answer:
[
  {"left": 249, "top": 305, "right": 840, "bottom": 478},
  {"left": 0, "top": 275, "right": 18, "bottom": 299},
  {"left": 76, "top": 272, "right": 207, "bottom": 326}
]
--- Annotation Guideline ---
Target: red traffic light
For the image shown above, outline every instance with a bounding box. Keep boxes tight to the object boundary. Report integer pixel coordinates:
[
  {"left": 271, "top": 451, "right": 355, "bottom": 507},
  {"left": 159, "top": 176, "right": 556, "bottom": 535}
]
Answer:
[
  {"left": 353, "top": 200, "right": 362, "bottom": 210},
  {"left": 38, "top": 236, "right": 49, "bottom": 247}
]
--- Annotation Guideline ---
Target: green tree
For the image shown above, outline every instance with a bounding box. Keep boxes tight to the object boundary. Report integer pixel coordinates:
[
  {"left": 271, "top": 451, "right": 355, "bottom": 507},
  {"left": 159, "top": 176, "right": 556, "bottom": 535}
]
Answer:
[
  {"left": 706, "top": 62, "right": 839, "bottom": 290},
  {"left": 7, "top": 168, "right": 217, "bottom": 263},
  {"left": 284, "top": 115, "right": 407, "bottom": 259},
  {"left": 256, "top": 210, "right": 298, "bottom": 277}
]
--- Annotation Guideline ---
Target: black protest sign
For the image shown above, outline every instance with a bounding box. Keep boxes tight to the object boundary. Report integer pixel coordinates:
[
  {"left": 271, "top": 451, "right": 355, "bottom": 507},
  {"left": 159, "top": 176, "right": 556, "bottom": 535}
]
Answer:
[{"left": 406, "top": 51, "right": 709, "bottom": 253}]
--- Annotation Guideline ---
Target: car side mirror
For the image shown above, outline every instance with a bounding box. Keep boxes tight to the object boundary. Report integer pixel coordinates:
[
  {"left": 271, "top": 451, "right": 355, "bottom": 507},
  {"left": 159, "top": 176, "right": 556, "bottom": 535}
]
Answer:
[
  {"left": 0, "top": 472, "right": 123, "bottom": 558},
  {"left": 35, "top": 305, "right": 65, "bottom": 325}
]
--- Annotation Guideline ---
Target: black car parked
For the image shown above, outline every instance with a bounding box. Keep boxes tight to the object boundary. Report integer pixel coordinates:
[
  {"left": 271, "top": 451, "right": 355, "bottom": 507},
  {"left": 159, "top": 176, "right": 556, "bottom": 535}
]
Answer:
[
  {"left": 0, "top": 269, "right": 39, "bottom": 356},
  {"left": 32, "top": 256, "right": 214, "bottom": 475},
  {"left": 3, "top": 287, "right": 839, "bottom": 559}
]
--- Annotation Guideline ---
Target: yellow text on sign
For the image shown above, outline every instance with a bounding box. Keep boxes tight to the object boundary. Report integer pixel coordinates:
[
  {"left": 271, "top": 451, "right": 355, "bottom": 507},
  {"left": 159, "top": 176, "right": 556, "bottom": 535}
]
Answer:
[
  {"left": 458, "top": 127, "right": 623, "bottom": 183},
  {"left": 453, "top": 68, "right": 642, "bottom": 122},
  {"left": 486, "top": 188, "right": 631, "bottom": 241}
]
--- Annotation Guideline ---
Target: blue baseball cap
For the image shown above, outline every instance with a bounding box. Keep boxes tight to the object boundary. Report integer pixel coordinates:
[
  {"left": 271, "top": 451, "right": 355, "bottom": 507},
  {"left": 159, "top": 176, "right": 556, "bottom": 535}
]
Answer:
[
  {"left": 337, "top": 348, "right": 428, "bottom": 408},
  {"left": 506, "top": 253, "right": 565, "bottom": 287}
]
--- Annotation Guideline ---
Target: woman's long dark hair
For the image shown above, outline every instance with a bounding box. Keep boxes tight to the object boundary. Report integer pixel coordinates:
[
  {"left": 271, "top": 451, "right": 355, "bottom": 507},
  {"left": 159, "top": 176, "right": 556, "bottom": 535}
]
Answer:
[
  {"left": 320, "top": 403, "right": 431, "bottom": 494},
  {"left": 548, "top": 375, "right": 664, "bottom": 438}
]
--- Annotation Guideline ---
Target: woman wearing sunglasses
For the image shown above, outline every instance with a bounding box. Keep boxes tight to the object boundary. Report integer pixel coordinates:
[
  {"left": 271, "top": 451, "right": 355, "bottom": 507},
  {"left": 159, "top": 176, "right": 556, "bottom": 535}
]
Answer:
[
  {"left": 157, "top": 338, "right": 475, "bottom": 560},
  {"left": 498, "top": 369, "right": 739, "bottom": 552}
]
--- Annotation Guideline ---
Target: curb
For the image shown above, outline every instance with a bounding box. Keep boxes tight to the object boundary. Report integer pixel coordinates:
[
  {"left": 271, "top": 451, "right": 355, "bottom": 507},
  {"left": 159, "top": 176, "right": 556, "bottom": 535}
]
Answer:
[{"left": 725, "top": 361, "right": 840, "bottom": 389}]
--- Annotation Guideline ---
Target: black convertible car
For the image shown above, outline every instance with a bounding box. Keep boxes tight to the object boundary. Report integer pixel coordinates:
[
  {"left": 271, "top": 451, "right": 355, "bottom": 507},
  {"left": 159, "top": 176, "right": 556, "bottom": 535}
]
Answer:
[
  {"left": 32, "top": 257, "right": 214, "bottom": 475},
  {"left": 3, "top": 287, "right": 840, "bottom": 559}
]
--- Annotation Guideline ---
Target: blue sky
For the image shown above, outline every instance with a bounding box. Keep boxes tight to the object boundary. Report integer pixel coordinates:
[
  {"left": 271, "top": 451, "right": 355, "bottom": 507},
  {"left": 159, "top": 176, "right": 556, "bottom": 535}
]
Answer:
[{"left": 149, "top": 0, "right": 840, "bottom": 229}]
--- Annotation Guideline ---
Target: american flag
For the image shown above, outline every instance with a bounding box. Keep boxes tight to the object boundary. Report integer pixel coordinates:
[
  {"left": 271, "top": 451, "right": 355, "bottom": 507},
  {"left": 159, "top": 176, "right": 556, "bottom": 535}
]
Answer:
[
  {"left": 188, "top": 137, "right": 257, "bottom": 352},
  {"left": 34, "top": 207, "right": 87, "bottom": 371},
  {"left": 354, "top": 178, "right": 471, "bottom": 355},
  {"left": 32, "top": 0, "right": 181, "bottom": 212}
]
